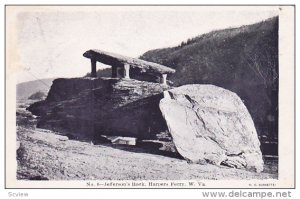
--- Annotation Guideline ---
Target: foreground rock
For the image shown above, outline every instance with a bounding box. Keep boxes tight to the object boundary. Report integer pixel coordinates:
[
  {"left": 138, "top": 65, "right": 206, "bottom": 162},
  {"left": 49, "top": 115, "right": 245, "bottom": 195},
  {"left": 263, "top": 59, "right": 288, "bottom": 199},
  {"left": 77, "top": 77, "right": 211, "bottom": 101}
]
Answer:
[
  {"left": 159, "top": 84, "right": 264, "bottom": 172},
  {"left": 27, "top": 78, "right": 170, "bottom": 141}
]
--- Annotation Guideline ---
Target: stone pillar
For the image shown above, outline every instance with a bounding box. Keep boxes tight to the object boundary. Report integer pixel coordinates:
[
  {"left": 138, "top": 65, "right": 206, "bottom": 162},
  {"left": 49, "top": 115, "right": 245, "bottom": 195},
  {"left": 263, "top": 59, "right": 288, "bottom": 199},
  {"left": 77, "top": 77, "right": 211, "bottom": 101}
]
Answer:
[
  {"left": 91, "top": 59, "right": 97, "bottom": 78},
  {"left": 124, "top": 64, "right": 130, "bottom": 79},
  {"left": 161, "top": 74, "right": 167, "bottom": 85},
  {"left": 163, "top": 91, "right": 171, "bottom": 99},
  {"left": 112, "top": 66, "right": 117, "bottom": 78}
]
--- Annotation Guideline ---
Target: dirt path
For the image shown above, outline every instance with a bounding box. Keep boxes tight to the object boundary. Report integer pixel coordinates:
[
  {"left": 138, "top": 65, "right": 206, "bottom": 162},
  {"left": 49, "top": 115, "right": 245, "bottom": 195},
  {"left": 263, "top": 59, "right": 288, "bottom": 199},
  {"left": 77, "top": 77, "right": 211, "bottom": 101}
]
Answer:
[{"left": 17, "top": 126, "right": 277, "bottom": 180}]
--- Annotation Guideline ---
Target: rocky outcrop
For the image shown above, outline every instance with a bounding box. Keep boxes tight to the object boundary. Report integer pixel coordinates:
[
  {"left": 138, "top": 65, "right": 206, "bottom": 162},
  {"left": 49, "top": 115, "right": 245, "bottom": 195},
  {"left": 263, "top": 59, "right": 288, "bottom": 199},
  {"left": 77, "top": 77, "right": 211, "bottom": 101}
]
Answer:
[
  {"left": 27, "top": 77, "right": 170, "bottom": 141},
  {"left": 27, "top": 77, "right": 264, "bottom": 172},
  {"left": 159, "top": 84, "right": 264, "bottom": 172}
]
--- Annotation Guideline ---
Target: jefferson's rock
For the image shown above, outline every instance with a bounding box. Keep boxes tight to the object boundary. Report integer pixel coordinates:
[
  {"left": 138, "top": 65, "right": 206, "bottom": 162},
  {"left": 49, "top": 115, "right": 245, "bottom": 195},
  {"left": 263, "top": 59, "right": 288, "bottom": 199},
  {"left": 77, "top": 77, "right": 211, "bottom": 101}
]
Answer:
[
  {"left": 159, "top": 84, "right": 263, "bottom": 172},
  {"left": 27, "top": 78, "right": 170, "bottom": 141}
]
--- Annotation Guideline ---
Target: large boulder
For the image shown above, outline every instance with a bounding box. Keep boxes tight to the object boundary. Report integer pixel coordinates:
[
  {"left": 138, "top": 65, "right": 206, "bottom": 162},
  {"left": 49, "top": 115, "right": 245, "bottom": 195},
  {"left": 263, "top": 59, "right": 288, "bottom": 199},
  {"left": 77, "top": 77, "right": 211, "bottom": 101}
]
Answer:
[
  {"left": 27, "top": 77, "right": 170, "bottom": 141},
  {"left": 159, "top": 84, "right": 263, "bottom": 172}
]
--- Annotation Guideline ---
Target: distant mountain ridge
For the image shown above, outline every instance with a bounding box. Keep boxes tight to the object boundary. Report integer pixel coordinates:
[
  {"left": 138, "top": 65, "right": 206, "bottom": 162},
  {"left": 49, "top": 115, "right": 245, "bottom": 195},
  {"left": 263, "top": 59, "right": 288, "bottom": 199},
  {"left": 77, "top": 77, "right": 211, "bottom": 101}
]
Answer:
[
  {"left": 17, "top": 78, "right": 55, "bottom": 100},
  {"left": 140, "top": 16, "right": 279, "bottom": 141}
]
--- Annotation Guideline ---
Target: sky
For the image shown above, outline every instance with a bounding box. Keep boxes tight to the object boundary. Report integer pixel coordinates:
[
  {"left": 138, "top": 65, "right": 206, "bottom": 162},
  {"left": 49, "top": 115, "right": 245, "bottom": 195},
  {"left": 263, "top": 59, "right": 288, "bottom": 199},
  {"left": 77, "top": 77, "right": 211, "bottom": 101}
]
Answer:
[{"left": 12, "top": 6, "right": 279, "bottom": 83}]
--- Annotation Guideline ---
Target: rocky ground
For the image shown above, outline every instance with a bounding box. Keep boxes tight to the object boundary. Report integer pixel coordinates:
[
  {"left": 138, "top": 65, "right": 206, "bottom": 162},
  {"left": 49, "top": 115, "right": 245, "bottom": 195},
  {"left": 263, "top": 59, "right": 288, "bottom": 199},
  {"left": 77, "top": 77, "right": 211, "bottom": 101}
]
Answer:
[{"left": 16, "top": 100, "right": 278, "bottom": 180}]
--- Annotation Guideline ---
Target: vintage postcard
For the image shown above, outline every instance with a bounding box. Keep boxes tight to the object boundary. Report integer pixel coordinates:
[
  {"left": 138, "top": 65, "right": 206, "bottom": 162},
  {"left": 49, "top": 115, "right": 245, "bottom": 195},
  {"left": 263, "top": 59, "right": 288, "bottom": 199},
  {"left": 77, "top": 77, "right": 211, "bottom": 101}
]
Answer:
[{"left": 5, "top": 5, "right": 295, "bottom": 188}]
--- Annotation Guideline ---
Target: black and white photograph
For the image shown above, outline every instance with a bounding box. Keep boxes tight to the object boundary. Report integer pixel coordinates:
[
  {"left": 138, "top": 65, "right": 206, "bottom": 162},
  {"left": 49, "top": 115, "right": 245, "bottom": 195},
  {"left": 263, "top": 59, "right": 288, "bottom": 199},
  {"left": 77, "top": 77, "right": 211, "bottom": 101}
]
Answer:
[{"left": 5, "top": 5, "right": 295, "bottom": 188}]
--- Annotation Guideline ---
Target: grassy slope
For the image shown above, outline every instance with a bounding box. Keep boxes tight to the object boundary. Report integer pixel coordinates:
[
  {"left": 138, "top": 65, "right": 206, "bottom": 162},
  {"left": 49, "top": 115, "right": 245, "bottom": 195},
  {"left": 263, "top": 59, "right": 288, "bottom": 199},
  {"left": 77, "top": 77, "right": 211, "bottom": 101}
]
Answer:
[{"left": 140, "top": 17, "right": 278, "bottom": 140}]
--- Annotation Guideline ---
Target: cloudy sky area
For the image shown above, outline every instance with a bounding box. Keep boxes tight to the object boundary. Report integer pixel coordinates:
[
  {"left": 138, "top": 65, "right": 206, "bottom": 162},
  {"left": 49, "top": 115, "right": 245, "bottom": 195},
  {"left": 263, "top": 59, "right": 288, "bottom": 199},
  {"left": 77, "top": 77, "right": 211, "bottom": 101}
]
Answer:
[{"left": 15, "top": 6, "right": 279, "bottom": 83}]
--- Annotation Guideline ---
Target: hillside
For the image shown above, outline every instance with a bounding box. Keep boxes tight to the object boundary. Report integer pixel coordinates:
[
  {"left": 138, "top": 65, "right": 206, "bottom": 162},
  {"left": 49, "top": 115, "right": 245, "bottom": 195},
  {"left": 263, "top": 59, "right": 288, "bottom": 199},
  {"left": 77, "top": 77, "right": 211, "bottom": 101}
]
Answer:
[
  {"left": 140, "top": 17, "right": 279, "bottom": 142},
  {"left": 16, "top": 78, "right": 55, "bottom": 100}
]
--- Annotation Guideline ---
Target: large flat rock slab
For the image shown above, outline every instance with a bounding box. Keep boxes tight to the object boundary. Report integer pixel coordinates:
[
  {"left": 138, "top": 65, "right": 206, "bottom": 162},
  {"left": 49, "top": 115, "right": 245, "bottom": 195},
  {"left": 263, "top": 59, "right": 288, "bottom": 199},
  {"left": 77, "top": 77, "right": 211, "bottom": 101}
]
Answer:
[
  {"left": 159, "top": 84, "right": 264, "bottom": 172},
  {"left": 83, "top": 49, "right": 176, "bottom": 76}
]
